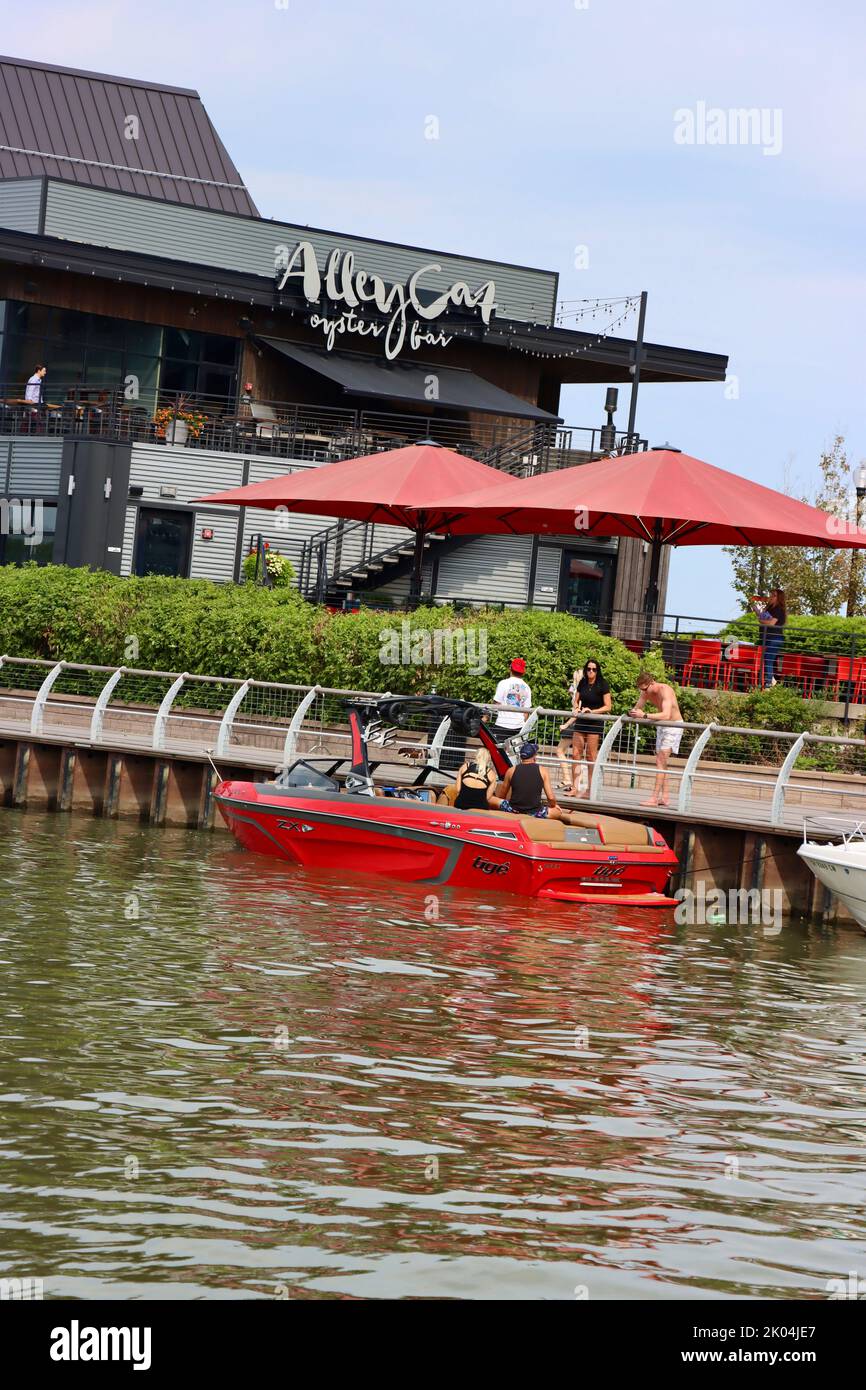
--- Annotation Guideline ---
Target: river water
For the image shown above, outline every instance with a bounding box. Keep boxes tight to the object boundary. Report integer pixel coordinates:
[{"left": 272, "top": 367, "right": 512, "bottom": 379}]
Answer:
[{"left": 2, "top": 810, "right": 866, "bottom": 1301}]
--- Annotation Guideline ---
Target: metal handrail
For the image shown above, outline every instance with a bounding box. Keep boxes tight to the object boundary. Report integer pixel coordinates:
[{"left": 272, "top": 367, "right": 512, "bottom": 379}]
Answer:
[
  {"left": 0, "top": 380, "right": 644, "bottom": 473},
  {"left": 0, "top": 667, "right": 863, "bottom": 828}
]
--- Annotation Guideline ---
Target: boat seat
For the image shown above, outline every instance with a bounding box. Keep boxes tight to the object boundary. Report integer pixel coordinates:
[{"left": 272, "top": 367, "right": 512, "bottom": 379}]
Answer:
[{"left": 433, "top": 784, "right": 655, "bottom": 847}]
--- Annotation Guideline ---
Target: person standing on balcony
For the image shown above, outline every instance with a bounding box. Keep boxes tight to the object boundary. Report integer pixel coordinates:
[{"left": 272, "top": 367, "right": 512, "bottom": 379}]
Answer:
[
  {"left": 756, "top": 588, "right": 786, "bottom": 686},
  {"left": 490, "top": 658, "right": 532, "bottom": 741},
  {"left": 24, "top": 364, "right": 47, "bottom": 406}
]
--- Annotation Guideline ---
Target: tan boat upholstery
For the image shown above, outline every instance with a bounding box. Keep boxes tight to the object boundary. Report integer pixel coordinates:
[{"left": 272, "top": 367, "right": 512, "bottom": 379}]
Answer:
[{"left": 435, "top": 784, "right": 652, "bottom": 847}]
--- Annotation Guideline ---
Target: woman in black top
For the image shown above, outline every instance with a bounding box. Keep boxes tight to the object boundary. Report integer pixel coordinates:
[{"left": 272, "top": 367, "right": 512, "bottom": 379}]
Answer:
[
  {"left": 757, "top": 588, "right": 786, "bottom": 686},
  {"left": 568, "top": 658, "right": 612, "bottom": 797},
  {"left": 453, "top": 749, "right": 497, "bottom": 810}
]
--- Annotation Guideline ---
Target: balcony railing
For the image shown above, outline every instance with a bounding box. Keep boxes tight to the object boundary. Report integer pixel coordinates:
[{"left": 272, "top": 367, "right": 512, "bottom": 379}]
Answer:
[{"left": 0, "top": 382, "right": 646, "bottom": 473}]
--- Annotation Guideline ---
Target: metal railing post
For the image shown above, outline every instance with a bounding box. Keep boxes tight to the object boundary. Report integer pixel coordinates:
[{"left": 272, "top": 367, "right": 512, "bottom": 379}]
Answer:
[
  {"left": 676, "top": 722, "right": 718, "bottom": 813},
  {"left": 843, "top": 630, "right": 856, "bottom": 728},
  {"left": 590, "top": 715, "right": 623, "bottom": 802},
  {"left": 771, "top": 732, "right": 809, "bottom": 827},
  {"left": 89, "top": 667, "right": 125, "bottom": 743},
  {"left": 30, "top": 661, "right": 65, "bottom": 736},
  {"left": 216, "top": 680, "right": 250, "bottom": 758},
  {"left": 152, "top": 674, "right": 187, "bottom": 751},
  {"left": 282, "top": 685, "right": 321, "bottom": 767}
]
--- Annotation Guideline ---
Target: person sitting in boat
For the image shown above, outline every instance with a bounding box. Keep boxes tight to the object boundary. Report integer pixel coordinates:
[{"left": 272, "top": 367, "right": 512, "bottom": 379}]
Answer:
[
  {"left": 488, "top": 742, "right": 567, "bottom": 820},
  {"left": 453, "top": 748, "right": 497, "bottom": 811}
]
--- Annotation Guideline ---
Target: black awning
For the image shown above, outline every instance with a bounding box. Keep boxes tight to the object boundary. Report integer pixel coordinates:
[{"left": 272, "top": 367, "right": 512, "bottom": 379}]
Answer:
[{"left": 259, "top": 338, "right": 560, "bottom": 421}]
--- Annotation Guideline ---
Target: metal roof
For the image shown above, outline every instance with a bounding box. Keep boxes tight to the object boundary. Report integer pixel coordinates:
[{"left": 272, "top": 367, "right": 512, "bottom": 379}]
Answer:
[{"left": 0, "top": 54, "right": 257, "bottom": 216}]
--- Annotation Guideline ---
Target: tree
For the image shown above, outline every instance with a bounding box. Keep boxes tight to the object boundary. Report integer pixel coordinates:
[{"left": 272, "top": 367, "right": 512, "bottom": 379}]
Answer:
[{"left": 724, "top": 436, "right": 861, "bottom": 615}]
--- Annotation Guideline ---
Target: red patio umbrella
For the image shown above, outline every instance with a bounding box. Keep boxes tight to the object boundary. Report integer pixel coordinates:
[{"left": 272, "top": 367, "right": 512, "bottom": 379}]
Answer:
[
  {"left": 195, "top": 442, "right": 523, "bottom": 603},
  {"left": 450, "top": 447, "right": 866, "bottom": 618}
]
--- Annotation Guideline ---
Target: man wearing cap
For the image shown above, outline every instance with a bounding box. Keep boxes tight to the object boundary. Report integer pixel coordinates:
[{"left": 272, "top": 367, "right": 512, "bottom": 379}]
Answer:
[
  {"left": 490, "top": 658, "right": 532, "bottom": 739},
  {"left": 488, "top": 741, "right": 567, "bottom": 820}
]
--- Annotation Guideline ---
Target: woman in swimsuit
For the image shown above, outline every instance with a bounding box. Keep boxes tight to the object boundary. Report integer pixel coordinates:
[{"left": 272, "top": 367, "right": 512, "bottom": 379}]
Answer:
[{"left": 453, "top": 748, "right": 497, "bottom": 811}]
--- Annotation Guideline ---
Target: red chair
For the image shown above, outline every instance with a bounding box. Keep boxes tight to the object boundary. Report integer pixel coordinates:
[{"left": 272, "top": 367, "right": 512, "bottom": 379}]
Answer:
[
  {"left": 777, "top": 652, "right": 803, "bottom": 691},
  {"left": 831, "top": 657, "right": 866, "bottom": 703},
  {"left": 724, "top": 643, "right": 762, "bottom": 691},
  {"left": 797, "top": 655, "right": 828, "bottom": 698},
  {"left": 682, "top": 639, "right": 723, "bottom": 689}
]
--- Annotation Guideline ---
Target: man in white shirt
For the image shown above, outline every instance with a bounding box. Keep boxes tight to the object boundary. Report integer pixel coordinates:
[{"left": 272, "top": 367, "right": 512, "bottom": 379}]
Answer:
[
  {"left": 24, "top": 365, "right": 47, "bottom": 407},
  {"left": 491, "top": 658, "right": 532, "bottom": 737}
]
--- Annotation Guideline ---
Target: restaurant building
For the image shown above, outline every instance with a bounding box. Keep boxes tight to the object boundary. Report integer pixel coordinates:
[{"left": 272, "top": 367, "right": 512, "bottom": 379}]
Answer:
[{"left": 0, "top": 54, "right": 727, "bottom": 623}]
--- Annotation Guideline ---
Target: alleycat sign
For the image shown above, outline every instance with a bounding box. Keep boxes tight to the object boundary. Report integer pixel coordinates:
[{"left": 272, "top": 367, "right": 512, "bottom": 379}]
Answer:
[{"left": 274, "top": 241, "right": 497, "bottom": 360}]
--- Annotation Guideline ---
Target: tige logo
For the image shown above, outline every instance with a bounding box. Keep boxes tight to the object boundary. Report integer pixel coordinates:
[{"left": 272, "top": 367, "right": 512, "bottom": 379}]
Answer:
[
  {"left": 590, "top": 863, "right": 625, "bottom": 880},
  {"left": 472, "top": 856, "right": 509, "bottom": 876}
]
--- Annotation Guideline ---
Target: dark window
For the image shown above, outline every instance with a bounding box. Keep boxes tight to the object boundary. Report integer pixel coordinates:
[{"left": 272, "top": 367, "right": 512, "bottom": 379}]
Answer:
[
  {"left": 163, "top": 326, "right": 200, "bottom": 359},
  {"left": 558, "top": 551, "right": 614, "bottom": 624},
  {"left": 201, "top": 334, "right": 237, "bottom": 366},
  {"left": 0, "top": 501, "right": 57, "bottom": 566},
  {"left": 199, "top": 366, "right": 236, "bottom": 401},
  {"left": 160, "top": 360, "right": 198, "bottom": 395},
  {"left": 133, "top": 508, "right": 193, "bottom": 578}
]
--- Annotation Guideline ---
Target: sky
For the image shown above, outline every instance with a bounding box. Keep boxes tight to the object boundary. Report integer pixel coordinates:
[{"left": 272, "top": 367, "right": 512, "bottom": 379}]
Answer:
[{"left": 4, "top": 0, "right": 864, "bottom": 617}]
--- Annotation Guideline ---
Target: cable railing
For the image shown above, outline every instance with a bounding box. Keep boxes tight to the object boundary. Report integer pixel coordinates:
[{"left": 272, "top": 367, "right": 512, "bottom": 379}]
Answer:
[
  {"left": 0, "top": 380, "right": 645, "bottom": 471},
  {"left": 0, "top": 656, "right": 862, "bottom": 832}
]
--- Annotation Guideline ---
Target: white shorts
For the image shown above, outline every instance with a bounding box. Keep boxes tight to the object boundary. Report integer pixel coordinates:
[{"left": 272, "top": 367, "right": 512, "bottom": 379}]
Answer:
[{"left": 656, "top": 725, "right": 683, "bottom": 755}]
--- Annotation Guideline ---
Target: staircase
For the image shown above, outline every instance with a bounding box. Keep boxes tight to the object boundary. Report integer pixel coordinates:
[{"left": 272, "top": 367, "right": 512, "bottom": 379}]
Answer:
[{"left": 297, "top": 518, "right": 451, "bottom": 603}]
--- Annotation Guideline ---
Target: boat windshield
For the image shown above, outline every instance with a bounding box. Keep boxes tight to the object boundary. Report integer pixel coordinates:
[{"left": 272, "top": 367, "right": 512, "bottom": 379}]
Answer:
[{"left": 277, "top": 760, "right": 340, "bottom": 792}]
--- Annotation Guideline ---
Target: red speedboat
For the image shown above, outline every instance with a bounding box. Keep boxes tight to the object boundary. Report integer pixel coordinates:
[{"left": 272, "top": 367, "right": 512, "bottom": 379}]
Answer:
[{"left": 215, "top": 696, "right": 678, "bottom": 907}]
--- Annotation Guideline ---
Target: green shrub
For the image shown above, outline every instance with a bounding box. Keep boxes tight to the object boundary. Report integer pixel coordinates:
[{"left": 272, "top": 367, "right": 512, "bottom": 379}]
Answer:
[{"left": 241, "top": 550, "right": 295, "bottom": 587}]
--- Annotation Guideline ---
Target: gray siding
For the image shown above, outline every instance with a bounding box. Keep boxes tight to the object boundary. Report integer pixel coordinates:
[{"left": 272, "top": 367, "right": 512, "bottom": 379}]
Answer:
[
  {"left": 189, "top": 509, "right": 238, "bottom": 584},
  {"left": 0, "top": 436, "right": 64, "bottom": 493},
  {"left": 42, "top": 180, "right": 557, "bottom": 326},
  {"left": 433, "top": 535, "right": 533, "bottom": 607},
  {"left": 129, "top": 442, "right": 245, "bottom": 502},
  {"left": 0, "top": 176, "right": 43, "bottom": 233}
]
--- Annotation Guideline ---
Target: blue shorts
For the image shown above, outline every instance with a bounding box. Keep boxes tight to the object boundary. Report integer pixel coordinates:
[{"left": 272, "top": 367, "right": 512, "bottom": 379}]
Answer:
[{"left": 499, "top": 800, "right": 548, "bottom": 818}]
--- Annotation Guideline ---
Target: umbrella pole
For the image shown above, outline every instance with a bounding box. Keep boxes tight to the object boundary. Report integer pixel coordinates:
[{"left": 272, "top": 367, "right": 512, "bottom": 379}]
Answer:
[
  {"left": 409, "top": 523, "right": 426, "bottom": 609},
  {"left": 643, "top": 522, "right": 663, "bottom": 646}
]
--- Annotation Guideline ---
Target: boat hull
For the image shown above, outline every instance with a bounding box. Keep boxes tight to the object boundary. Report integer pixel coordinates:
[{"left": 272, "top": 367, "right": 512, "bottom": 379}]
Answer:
[
  {"left": 798, "top": 842, "right": 866, "bottom": 931},
  {"left": 215, "top": 780, "right": 679, "bottom": 906}
]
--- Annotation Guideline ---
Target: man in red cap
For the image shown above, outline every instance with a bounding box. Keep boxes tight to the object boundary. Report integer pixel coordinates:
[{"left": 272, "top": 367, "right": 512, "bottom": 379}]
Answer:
[{"left": 490, "top": 658, "right": 532, "bottom": 739}]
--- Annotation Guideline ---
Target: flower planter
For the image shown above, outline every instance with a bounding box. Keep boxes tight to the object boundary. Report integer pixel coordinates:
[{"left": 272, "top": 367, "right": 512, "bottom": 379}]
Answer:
[{"left": 166, "top": 418, "right": 189, "bottom": 446}]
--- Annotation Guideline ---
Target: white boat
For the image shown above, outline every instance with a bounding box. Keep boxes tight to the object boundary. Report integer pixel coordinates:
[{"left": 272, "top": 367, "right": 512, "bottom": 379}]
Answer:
[{"left": 798, "top": 823, "right": 866, "bottom": 932}]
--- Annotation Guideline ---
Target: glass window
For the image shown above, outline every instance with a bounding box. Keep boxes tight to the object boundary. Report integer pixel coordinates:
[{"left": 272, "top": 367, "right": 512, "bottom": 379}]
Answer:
[
  {"left": 199, "top": 365, "right": 236, "bottom": 402},
  {"left": 3, "top": 336, "right": 46, "bottom": 393},
  {"left": 163, "top": 326, "right": 201, "bottom": 359},
  {"left": 0, "top": 502, "right": 57, "bottom": 566},
  {"left": 87, "top": 313, "right": 126, "bottom": 349},
  {"left": 123, "top": 354, "right": 160, "bottom": 409},
  {"left": 125, "top": 322, "right": 163, "bottom": 356},
  {"left": 84, "top": 347, "right": 124, "bottom": 385},
  {"left": 160, "top": 359, "right": 197, "bottom": 395},
  {"left": 0, "top": 301, "right": 6, "bottom": 334},
  {"left": 53, "top": 307, "right": 89, "bottom": 343},
  {"left": 8, "top": 302, "right": 53, "bottom": 339},
  {"left": 201, "top": 333, "right": 238, "bottom": 366}
]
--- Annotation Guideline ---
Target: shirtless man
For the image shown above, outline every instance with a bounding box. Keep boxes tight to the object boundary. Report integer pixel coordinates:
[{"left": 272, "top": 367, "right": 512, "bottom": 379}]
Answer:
[{"left": 628, "top": 671, "right": 684, "bottom": 807}]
